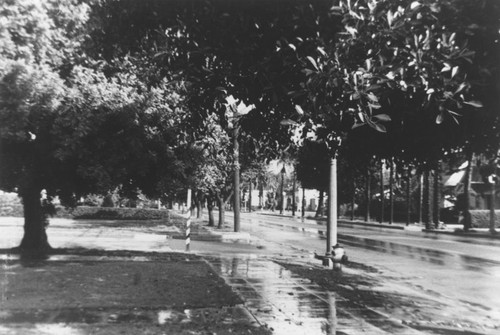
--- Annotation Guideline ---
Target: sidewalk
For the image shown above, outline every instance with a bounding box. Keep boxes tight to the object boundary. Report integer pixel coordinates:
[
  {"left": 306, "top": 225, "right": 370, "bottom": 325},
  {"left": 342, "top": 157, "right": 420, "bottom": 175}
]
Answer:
[{"left": 0, "top": 251, "right": 269, "bottom": 335}]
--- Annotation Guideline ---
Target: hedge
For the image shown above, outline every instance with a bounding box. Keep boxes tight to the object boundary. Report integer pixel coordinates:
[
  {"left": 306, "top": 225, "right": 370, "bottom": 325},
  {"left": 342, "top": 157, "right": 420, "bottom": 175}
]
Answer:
[
  {"left": 0, "top": 192, "right": 172, "bottom": 221},
  {"left": 69, "top": 206, "right": 171, "bottom": 220},
  {"left": 470, "top": 210, "right": 500, "bottom": 228}
]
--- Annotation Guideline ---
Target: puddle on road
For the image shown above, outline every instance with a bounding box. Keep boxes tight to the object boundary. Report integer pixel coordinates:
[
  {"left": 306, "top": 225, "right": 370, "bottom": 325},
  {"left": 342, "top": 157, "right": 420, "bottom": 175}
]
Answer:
[{"left": 206, "top": 256, "right": 419, "bottom": 335}]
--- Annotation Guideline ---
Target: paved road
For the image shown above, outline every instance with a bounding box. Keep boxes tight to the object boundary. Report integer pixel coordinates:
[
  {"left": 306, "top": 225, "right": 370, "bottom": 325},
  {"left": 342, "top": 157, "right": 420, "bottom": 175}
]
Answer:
[{"left": 216, "top": 211, "right": 500, "bottom": 332}]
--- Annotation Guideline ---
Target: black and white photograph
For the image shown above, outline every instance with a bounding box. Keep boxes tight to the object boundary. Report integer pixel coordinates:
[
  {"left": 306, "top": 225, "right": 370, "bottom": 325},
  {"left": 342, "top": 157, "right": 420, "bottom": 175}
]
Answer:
[{"left": 1, "top": 0, "right": 499, "bottom": 334}]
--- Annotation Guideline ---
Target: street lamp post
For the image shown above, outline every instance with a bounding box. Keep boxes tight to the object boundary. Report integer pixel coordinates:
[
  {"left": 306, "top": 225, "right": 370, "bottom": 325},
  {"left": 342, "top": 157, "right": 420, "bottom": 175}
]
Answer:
[
  {"left": 226, "top": 96, "right": 255, "bottom": 233},
  {"left": 233, "top": 119, "right": 241, "bottom": 232}
]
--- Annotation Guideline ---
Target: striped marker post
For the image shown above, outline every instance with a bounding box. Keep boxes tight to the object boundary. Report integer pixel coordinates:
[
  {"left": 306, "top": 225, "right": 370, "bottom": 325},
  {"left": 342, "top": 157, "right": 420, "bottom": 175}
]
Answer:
[{"left": 185, "top": 189, "right": 192, "bottom": 252}]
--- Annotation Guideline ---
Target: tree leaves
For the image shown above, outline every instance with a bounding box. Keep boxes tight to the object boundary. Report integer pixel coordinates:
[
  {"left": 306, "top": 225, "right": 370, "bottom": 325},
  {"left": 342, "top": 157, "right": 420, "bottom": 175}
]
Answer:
[
  {"left": 463, "top": 100, "right": 483, "bottom": 108},
  {"left": 306, "top": 56, "right": 319, "bottom": 71}
]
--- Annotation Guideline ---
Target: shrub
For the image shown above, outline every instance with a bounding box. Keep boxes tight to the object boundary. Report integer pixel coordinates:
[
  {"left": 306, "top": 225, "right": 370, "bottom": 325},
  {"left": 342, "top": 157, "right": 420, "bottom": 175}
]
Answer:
[
  {"left": 469, "top": 210, "right": 500, "bottom": 228},
  {"left": 102, "top": 194, "right": 117, "bottom": 207},
  {"left": 0, "top": 192, "right": 23, "bottom": 217},
  {"left": 82, "top": 194, "right": 103, "bottom": 207}
]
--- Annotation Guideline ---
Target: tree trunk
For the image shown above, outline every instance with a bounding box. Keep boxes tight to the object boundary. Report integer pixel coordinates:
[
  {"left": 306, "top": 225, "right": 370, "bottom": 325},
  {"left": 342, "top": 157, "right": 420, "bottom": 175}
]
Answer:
[
  {"left": 406, "top": 167, "right": 411, "bottom": 226},
  {"left": 389, "top": 158, "right": 394, "bottom": 224},
  {"left": 490, "top": 180, "right": 497, "bottom": 234},
  {"left": 207, "top": 193, "right": 215, "bottom": 227},
  {"left": 463, "top": 150, "right": 473, "bottom": 231},
  {"left": 315, "top": 190, "right": 324, "bottom": 218},
  {"left": 365, "top": 167, "right": 371, "bottom": 222},
  {"left": 423, "top": 170, "right": 433, "bottom": 230},
  {"left": 379, "top": 160, "right": 385, "bottom": 223},
  {"left": 259, "top": 182, "right": 264, "bottom": 209},
  {"left": 433, "top": 163, "right": 442, "bottom": 228},
  {"left": 292, "top": 175, "right": 296, "bottom": 217},
  {"left": 194, "top": 191, "right": 202, "bottom": 219},
  {"left": 280, "top": 170, "right": 285, "bottom": 214},
  {"left": 19, "top": 188, "right": 51, "bottom": 254},
  {"left": 350, "top": 177, "right": 355, "bottom": 221},
  {"left": 418, "top": 172, "right": 423, "bottom": 223},
  {"left": 217, "top": 196, "right": 225, "bottom": 229},
  {"left": 302, "top": 187, "right": 306, "bottom": 222},
  {"left": 249, "top": 178, "right": 253, "bottom": 213}
]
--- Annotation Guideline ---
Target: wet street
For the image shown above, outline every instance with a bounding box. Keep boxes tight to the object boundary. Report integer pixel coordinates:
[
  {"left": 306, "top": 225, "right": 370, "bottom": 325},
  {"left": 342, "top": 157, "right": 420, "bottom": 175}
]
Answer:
[
  {"left": 1, "top": 214, "right": 500, "bottom": 334},
  {"left": 209, "top": 212, "right": 500, "bottom": 334}
]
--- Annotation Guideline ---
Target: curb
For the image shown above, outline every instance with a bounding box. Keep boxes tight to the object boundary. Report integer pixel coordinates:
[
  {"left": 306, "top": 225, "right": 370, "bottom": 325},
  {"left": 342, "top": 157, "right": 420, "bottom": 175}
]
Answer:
[
  {"left": 337, "top": 219, "right": 405, "bottom": 230},
  {"left": 168, "top": 230, "right": 251, "bottom": 243},
  {"left": 422, "top": 228, "right": 500, "bottom": 240}
]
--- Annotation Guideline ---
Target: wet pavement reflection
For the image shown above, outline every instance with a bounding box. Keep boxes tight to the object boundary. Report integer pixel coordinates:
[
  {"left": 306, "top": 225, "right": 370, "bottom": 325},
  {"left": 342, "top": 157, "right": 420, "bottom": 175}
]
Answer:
[
  {"left": 246, "top": 216, "right": 500, "bottom": 277},
  {"left": 205, "top": 255, "right": 426, "bottom": 335}
]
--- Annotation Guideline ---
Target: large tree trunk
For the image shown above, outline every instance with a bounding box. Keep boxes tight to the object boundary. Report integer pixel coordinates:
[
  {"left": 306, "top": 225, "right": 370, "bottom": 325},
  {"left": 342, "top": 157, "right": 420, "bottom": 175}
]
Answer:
[
  {"left": 315, "top": 190, "right": 324, "bottom": 218},
  {"left": 19, "top": 188, "right": 51, "bottom": 254}
]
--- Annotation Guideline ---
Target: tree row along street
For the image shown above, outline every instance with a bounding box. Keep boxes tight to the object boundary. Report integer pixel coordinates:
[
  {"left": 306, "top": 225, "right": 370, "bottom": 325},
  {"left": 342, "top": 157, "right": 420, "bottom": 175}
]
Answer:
[{"left": 0, "top": 1, "right": 499, "bottom": 333}]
